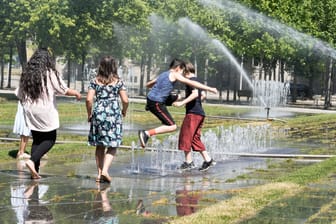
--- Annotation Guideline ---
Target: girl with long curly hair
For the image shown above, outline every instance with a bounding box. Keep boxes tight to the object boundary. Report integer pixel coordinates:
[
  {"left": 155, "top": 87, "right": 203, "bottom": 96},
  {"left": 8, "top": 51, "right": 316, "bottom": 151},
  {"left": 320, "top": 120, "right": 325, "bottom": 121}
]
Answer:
[{"left": 17, "top": 48, "right": 81, "bottom": 179}]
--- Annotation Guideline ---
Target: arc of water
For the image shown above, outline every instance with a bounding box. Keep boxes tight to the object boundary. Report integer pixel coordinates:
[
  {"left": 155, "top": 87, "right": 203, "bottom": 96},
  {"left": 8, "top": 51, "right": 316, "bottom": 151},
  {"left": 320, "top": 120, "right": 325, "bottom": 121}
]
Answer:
[
  {"left": 199, "top": 0, "right": 336, "bottom": 59},
  {"left": 178, "top": 17, "right": 267, "bottom": 107}
]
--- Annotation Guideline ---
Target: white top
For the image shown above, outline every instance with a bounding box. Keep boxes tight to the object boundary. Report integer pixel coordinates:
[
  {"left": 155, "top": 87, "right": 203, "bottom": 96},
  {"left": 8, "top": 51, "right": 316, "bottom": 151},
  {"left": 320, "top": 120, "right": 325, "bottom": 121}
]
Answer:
[
  {"left": 13, "top": 101, "right": 31, "bottom": 136},
  {"left": 18, "top": 70, "right": 69, "bottom": 132}
]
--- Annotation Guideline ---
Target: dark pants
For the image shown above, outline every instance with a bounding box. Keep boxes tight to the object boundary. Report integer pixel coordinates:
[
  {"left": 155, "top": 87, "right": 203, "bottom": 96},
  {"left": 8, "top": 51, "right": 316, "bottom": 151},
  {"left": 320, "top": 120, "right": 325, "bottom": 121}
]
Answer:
[
  {"left": 146, "top": 98, "right": 175, "bottom": 125},
  {"left": 31, "top": 130, "right": 56, "bottom": 172}
]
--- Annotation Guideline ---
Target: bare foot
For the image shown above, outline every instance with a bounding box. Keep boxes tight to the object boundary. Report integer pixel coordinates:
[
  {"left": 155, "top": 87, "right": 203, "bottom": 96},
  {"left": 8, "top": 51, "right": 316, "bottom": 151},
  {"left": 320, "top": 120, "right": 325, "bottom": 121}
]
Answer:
[
  {"left": 101, "top": 173, "right": 112, "bottom": 183},
  {"left": 25, "top": 160, "right": 41, "bottom": 179},
  {"left": 31, "top": 174, "right": 41, "bottom": 179}
]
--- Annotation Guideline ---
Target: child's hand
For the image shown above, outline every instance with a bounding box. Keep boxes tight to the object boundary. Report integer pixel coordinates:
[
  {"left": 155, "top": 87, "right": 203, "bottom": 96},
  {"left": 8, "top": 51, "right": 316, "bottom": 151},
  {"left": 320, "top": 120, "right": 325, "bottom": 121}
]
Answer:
[
  {"left": 209, "top": 87, "right": 218, "bottom": 94},
  {"left": 173, "top": 101, "right": 184, "bottom": 107}
]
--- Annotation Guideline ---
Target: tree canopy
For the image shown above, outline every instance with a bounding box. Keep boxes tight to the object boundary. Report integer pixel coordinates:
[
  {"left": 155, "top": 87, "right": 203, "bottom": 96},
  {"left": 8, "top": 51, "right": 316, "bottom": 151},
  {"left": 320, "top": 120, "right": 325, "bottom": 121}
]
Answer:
[{"left": 1, "top": 0, "right": 336, "bottom": 100}]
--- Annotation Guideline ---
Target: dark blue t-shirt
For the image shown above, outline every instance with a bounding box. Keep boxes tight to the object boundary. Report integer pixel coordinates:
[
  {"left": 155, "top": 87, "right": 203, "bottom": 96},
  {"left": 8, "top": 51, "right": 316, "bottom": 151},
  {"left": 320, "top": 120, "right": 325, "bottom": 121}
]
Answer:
[
  {"left": 147, "top": 71, "right": 175, "bottom": 103},
  {"left": 185, "top": 77, "right": 205, "bottom": 116}
]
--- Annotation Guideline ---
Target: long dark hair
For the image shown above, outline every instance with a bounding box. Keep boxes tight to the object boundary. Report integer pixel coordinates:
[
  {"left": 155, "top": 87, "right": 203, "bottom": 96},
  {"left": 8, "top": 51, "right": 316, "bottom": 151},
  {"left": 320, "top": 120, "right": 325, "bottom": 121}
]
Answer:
[
  {"left": 18, "top": 48, "right": 62, "bottom": 102},
  {"left": 96, "top": 56, "right": 119, "bottom": 85}
]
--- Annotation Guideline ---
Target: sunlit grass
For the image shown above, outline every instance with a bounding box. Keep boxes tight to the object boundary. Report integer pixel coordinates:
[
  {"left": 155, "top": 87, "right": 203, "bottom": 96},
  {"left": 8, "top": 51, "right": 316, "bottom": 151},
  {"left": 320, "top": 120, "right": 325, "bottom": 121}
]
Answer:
[
  {"left": 0, "top": 98, "right": 252, "bottom": 136},
  {"left": 170, "top": 157, "right": 336, "bottom": 224},
  {"left": 3, "top": 96, "right": 336, "bottom": 223},
  {"left": 0, "top": 98, "right": 252, "bottom": 163},
  {"left": 0, "top": 101, "right": 17, "bottom": 125},
  {"left": 273, "top": 113, "right": 336, "bottom": 149},
  {"left": 170, "top": 182, "right": 302, "bottom": 224}
]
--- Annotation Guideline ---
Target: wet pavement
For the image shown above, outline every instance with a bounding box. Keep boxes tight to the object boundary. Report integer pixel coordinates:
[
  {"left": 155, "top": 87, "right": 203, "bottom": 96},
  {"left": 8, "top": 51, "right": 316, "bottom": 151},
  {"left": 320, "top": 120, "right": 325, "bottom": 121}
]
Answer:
[
  {"left": 2, "top": 88, "right": 336, "bottom": 223},
  {"left": 1, "top": 147, "right": 336, "bottom": 223},
  {"left": 0, "top": 150, "right": 270, "bottom": 223}
]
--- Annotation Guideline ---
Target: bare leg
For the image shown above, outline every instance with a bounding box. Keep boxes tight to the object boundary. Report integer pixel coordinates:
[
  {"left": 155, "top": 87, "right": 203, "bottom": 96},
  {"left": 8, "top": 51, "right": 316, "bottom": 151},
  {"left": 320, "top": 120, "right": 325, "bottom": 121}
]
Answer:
[
  {"left": 95, "top": 146, "right": 105, "bottom": 181},
  {"left": 24, "top": 182, "right": 38, "bottom": 198},
  {"left": 184, "top": 151, "right": 193, "bottom": 163},
  {"left": 25, "top": 159, "right": 41, "bottom": 179},
  {"left": 101, "top": 147, "right": 116, "bottom": 183},
  {"left": 16, "top": 160, "right": 26, "bottom": 171},
  {"left": 17, "top": 135, "right": 30, "bottom": 158},
  {"left": 199, "top": 150, "right": 211, "bottom": 162},
  {"left": 147, "top": 124, "right": 177, "bottom": 136},
  {"left": 100, "top": 187, "right": 112, "bottom": 212}
]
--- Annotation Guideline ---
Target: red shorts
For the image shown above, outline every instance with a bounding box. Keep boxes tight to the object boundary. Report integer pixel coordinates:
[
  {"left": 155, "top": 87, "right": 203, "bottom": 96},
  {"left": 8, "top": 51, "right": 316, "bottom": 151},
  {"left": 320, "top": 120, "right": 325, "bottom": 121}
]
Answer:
[
  {"left": 175, "top": 189, "right": 200, "bottom": 216},
  {"left": 178, "top": 114, "right": 205, "bottom": 152}
]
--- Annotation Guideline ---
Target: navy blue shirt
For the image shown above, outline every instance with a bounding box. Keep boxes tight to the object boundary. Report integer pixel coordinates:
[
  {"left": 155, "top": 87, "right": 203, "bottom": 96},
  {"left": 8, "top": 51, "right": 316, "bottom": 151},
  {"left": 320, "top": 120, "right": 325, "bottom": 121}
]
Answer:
[
  {"left": 147, "top": 71, "right": 176, "bottom": 103},
  {"left": 185, "top": 77, "right": 205, "bottom": 116}
]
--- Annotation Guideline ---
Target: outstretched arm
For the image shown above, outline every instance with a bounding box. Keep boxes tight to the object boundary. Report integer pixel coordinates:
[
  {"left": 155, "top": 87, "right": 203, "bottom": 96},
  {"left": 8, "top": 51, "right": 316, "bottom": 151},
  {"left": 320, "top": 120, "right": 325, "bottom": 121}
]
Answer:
[
  {"left": 175, "top": 73, "right": 217, "bottom": 94},
  {"left": 66, "top": 88, "right": 81, "bottom": 100}
]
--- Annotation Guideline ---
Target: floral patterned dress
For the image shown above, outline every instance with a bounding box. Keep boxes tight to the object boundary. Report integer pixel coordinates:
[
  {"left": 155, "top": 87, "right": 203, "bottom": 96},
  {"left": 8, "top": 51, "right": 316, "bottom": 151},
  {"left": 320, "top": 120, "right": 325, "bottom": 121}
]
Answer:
[{"left": 88, "top": 79, "right": 126, "bottom": 147}]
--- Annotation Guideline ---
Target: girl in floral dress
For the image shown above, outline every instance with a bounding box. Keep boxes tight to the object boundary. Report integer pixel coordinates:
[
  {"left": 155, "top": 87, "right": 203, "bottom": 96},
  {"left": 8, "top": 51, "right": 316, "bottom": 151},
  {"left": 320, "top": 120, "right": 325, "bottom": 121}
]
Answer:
[{"left": 86, "top": 56, "right": 128, "bottom": 183}]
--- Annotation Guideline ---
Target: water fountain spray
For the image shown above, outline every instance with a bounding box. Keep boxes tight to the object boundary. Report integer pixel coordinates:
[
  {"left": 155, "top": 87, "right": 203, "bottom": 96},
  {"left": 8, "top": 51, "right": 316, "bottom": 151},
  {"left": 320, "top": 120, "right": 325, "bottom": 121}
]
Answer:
[
  {"left": 178, "top": 18, "right": 271, "bottom": 117},
  {"left": 199, "top": 0, "right": 336, "bottom": 59}
]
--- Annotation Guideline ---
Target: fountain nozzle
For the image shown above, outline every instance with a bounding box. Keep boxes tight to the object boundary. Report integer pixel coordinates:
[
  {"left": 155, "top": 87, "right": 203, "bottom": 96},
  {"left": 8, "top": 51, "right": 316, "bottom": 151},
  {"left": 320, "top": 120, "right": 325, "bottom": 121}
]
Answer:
[{"left": 265, "top": 107, "right": 271, "bottom": 120}]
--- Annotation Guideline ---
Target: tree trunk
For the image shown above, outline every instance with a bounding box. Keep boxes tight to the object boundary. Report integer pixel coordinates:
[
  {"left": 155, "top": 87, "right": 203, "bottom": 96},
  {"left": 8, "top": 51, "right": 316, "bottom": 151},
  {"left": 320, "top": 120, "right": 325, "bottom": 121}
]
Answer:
[
  {"left": 239, "top": 55, "right": 244, "bottom": 90},
  {"left": 292, "top": 66, "right": 297, "bottom": 103},
  {"left": 233, "top": 60, "right": 237, "bottom": 102},
  {"left": 0, "top": 55, "right": 4, "bottom": 89},
  {"left": 6, "top": 45, "right": 13, "bottom": 88},
  {"left": 226, "top": 61, "right": 231, "bottom": 102},
  {"left": 280, "top": 60, "right": 284, "bottom": 83},
  {"left": 145, "top": 54, "right": 152, "bottom": 96},
  {"left": 81, "top": 53, "right": 86, "bottom": 93},
  {"left": 324, "top": 58, "right": 332, "bottom": 109},
  {"left": 16, "top": 39, "right": 27, "bottom": 67},
  {"left": 273, "top": 60, "right": 276, "bottom": 81},
  {"left": 218, "top": 70, "right": 223, "bottom": 102},
  {"left": 204, "top": 59, "right": 208, "bottom": 102},
  {"left": 139, "top": 56, "right": 145, "bottom": 96},
  {"left": 258, "top": 57, "right": 263, "bottom": 80},
  {"left": 67, "top": 58, "right": 71, "bottom": 87}
]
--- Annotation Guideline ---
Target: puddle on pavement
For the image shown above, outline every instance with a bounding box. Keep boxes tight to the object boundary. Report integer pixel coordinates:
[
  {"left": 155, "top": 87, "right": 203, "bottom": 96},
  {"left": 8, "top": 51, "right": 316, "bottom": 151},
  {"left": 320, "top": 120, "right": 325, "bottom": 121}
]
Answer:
[
  {"left": 0, "top": 142, "right": 332, "bottom": 223},
  {"left": 0, "top": 151, "right": 270, "bottom": 223}
]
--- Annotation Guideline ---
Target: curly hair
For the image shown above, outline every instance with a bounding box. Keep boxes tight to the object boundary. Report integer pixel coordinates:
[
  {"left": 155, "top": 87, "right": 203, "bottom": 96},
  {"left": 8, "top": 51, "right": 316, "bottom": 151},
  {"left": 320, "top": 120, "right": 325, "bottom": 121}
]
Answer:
[
  {"left": 18, "top": 48, "right": 62, "bottom": 102},
  {"left": 96, "top": 56, "right": 119, "bottom": 85}
]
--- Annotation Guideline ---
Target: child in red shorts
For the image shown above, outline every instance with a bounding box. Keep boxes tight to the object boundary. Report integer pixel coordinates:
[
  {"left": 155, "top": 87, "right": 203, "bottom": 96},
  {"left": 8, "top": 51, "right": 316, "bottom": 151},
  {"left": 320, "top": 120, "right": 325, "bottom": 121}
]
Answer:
[
  {"left": 138, "top": 59, "right": 217, "bottom": 148},
  {"left": 173, "top": 62, "right": 216, "bottom": 171}
]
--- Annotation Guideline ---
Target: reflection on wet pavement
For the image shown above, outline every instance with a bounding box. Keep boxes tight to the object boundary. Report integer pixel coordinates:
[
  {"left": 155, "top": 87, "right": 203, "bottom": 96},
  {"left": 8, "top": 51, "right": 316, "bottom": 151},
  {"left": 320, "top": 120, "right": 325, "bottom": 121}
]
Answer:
[
  {"left": 0, "top": 152, "right": 267, "bottom": 223},
  {"left": 1, "top": 150, "right": 335, "bottom": 223}
]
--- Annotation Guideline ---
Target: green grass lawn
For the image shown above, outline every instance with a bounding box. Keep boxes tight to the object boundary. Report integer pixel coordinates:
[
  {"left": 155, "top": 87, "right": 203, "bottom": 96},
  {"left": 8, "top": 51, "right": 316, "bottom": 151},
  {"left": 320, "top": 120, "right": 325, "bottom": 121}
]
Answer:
[
  {"left": 0, "top": 98, "right": 255, "bottom": 160},
  {"left": 2, "top": 96, "right": 336, "bottom": 223}
]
